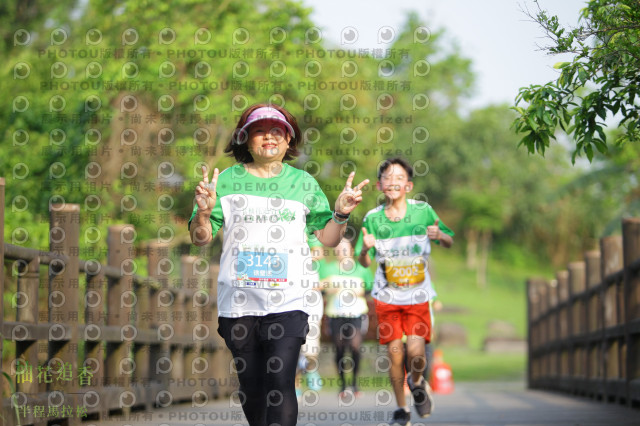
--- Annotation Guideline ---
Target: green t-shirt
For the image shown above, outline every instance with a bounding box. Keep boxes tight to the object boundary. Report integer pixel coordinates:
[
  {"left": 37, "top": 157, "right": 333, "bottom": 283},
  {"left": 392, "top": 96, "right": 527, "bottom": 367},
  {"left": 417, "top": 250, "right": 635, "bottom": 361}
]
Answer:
[
  {"left": 188, "top": 163, "right": 333, "bottom": 317},
  {"left": 355, "top": 199, "right": 454, "bottom": 306},
  {"left": 322, "top": 260, "right": 374, "bottom": 317}
]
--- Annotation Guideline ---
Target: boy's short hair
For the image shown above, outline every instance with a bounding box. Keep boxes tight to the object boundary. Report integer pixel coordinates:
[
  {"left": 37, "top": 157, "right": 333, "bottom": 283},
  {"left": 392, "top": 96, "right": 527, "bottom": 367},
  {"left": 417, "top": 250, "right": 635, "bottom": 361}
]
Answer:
[
  {"left": 377, "top": 157, "right": 414, "bottom": 180},
  {"left": 223, "top": 103, "right": 301, "bottom": 163}
]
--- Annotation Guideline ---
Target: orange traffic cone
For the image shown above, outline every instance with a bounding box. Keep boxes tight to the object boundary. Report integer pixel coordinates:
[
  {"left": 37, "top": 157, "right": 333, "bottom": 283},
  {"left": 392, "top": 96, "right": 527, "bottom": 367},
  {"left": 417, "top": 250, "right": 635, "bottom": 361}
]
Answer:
[{"left": 429, "top": 349, "right": 453, "bottom": 394}]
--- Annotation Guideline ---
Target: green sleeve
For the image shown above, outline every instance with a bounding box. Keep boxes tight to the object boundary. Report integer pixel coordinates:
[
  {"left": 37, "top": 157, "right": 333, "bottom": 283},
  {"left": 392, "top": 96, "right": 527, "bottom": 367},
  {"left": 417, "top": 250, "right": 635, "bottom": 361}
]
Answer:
[
  {"left": 428, "top": 208, "right": 454, "bottom": 244},
  {"left": 304, "top": 179, "right": 332, "bottom": 235}
]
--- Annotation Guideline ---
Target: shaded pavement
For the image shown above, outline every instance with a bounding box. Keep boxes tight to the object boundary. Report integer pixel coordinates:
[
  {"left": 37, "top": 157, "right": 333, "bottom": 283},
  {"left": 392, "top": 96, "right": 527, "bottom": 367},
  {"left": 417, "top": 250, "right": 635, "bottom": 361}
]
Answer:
[{"left": 93, "top": 381, "right": 638, "bottom": 425}]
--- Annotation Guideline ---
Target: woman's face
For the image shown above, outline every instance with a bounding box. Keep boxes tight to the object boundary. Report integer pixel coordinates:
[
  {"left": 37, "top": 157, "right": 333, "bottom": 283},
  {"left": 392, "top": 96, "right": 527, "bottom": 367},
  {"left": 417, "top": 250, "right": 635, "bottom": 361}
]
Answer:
[{"left": 247, "top": 119, "right": 291, "bottom": 163}]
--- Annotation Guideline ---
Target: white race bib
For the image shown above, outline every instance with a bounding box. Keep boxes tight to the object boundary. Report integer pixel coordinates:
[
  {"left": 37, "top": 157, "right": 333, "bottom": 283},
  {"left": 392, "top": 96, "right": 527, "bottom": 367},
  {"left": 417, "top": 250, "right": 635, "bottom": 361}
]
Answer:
[{"left": 234, "top": 248, "right": 289, "bottom": 289}]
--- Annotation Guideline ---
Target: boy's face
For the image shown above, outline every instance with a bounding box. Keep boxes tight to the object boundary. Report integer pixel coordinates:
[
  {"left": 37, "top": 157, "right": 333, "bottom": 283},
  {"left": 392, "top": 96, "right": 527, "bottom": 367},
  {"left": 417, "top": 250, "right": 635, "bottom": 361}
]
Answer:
[{"left": 377, "top": 163, "right": 413, "bottom": 201}]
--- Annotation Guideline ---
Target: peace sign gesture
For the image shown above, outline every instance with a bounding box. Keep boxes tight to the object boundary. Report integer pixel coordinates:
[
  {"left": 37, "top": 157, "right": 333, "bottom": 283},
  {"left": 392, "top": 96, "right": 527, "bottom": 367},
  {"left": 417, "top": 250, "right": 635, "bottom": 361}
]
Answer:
[
  {"left": 335, "top": 171, "right": 369, "bottom": 216},
  {"left": 195, "top": 166, "right": 219, "bottom": 212}
]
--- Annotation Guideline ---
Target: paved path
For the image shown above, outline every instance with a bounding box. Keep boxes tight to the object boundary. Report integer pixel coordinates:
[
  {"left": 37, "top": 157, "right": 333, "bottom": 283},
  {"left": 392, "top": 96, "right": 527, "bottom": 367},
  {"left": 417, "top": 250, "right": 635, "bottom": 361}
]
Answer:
[{"left": 94, "top": 381, "right": 638, "bottom": 425}]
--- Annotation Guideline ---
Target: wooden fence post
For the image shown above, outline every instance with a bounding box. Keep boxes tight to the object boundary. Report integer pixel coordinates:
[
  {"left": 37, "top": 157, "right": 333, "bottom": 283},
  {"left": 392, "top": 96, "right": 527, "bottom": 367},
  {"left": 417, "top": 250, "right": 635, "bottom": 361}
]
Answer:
[
  {"left": 538, "top": 280, "right": 551, "bottom": 384},
  {"left": 527, "top": 278, "right": 546, "bottom": 387},
  {"left": 547, "top": 279, "right": 558, "bottom": 380},
  {"left": 569, "top": 261, "right": 587, "bottom": 387},
  {"left": 524, "top": 218, "right": 640, "bottom": 406},
  {"left": 48, "top": 203, "right": 80, "bottom": 425},
  {"left": 548, "top": 278, "right": 558, "bottom": 343},
  {"left": 169, "top": 285, "right": 185, "bottom": 402},
  {"left": 601, "top": 235, "right": 623, "bottom": 401},
  {"left": 622, "top": 218, "right": 640, "bottom": 405},
  {"left": 147, "top": 241, "right": 171, "bottom": 402},
  {"left": 557, "top": 270, "right": 570, "bottom": 384},
  {"left": 585, "top": 250, "right": 602, "bottom": 397},
  {"left": 180, "top": 256, "right": 193, "bottom": 401},
  {"left": 194, "top": 256, "right": 212, "bottom": 400},
  {"left": 15, "top": 257, "right": 40, "bottom": 401},
  {"left": 134, "top": 245, "right": 151, "bottom": 411},
  {"left": 569, "top": 261, "right": 586, "bottom": 336},
  {"left": 84, "top": 256, "right": 106, "bottom": 419},
  {"left": 1, "top": 188, "right": 238, "bottom": 422},
  {"left": 0, "top": 177, "right": 4, "bottom": 382},
  {"left": 181, "top": 255, "right": 201, "bottom": 403},
  {"left": 106, "top": 225, "right": 135, "bottom": 415},
  {"left": 190, "top": 266, "right": 210, "bottom": 404}
]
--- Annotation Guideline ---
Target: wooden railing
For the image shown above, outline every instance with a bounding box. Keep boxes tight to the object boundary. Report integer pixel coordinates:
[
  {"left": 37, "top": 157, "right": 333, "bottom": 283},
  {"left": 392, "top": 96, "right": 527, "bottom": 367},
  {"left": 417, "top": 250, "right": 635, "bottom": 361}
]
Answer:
[
  {"left": 527, "top": 217, "right": 640, "bottom": 407},
  {"left": 0, "top": 178, "right": 236, "bottom": 426}
]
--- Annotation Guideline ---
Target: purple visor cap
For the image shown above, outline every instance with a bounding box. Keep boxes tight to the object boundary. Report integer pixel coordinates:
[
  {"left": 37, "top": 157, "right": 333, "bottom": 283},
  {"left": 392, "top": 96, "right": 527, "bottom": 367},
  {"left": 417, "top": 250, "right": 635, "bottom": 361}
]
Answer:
[{"left": 238, "top": 107, "right": 296, "bottom": 139}]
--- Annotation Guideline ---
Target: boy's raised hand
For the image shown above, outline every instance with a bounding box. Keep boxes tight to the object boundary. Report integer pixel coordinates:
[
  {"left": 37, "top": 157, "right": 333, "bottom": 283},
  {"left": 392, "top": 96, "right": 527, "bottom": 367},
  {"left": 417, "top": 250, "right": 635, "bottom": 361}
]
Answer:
[
  {"left": 195, "top": 166, "right": 219, "bottom": 212},
  {"left": 427, "top": 219, "right": 441, "bottom": 241},
  {"left": 335, "top": 171, "right": 369, "bottom": 216},
  {"left": 361, "top": 227, "right": 376, "bottom": 251}
]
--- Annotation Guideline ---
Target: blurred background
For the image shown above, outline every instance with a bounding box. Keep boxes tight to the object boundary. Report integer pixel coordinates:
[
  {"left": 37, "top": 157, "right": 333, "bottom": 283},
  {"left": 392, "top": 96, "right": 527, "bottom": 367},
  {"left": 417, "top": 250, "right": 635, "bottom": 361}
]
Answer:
[{"left": 1, "top": 0, "right": 638, "bottom": 386}]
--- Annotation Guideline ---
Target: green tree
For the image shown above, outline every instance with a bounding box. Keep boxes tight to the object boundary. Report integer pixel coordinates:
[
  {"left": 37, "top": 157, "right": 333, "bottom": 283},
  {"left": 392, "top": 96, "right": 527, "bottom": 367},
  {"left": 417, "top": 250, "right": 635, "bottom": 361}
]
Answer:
[
  {"left": 554, "top": 137, "right": 640, "bottom": 238},
  {"left": 447, "top": 106, "right": 550, "bottom": 284},
  {"left": 381, "top": 12, "right": 474, "bottom": 210},
  {"left": 1, "top": 1, "right": 477, "bottom": 263},
  {"left": 1, "top": 0, "right": 326, "bottom": 257},
  {"left": 512, "top": 0, "right": 640, "bottom": 162}
]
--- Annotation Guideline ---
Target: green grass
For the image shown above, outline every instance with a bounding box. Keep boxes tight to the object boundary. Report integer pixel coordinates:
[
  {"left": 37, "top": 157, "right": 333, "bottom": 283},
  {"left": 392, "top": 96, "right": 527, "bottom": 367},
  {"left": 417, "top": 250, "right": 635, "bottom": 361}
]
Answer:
[
  {"left": 429, "top": 248, "right": 553, "bottom": 350},
  {"left": 425, "top": 248, "right": 552, "bottom": 381},
  {"left": 440, "top": 347, "right": 526, "bottom": 382}
]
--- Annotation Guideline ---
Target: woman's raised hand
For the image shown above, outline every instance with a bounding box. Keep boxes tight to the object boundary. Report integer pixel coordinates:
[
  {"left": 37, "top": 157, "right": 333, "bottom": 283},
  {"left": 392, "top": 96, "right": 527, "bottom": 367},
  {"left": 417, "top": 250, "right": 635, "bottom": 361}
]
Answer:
[
  {"left": 335, "top": 171, "right": 369, "bottom": 216},
  {"left": 195, "top": 166, "right": 219, "bottom": 212}
]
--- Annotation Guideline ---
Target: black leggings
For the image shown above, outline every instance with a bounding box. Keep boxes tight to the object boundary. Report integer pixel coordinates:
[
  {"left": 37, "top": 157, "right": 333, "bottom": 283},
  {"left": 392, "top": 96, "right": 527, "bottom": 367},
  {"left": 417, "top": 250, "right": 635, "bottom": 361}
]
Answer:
[
  {"left": 219, "top": 312, "right": 308, "bottom": 426},
  {"left": 329, "top": 316, "right": 363, "bottom": 390}
]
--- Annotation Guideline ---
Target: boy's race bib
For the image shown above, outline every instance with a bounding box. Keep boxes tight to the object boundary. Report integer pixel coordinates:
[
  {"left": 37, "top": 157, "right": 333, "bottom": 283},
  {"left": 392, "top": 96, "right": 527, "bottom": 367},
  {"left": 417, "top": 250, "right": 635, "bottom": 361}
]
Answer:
[{"left": 384, "top": 256, "right": 426, "bottom": 290}]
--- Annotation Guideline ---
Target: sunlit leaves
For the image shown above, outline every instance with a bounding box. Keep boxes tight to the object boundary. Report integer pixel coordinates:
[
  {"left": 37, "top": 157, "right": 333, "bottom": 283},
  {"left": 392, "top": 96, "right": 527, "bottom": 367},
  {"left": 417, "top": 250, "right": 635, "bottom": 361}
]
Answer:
[{"left": 512, "top": 0, "right": 640, "bottom": 162}]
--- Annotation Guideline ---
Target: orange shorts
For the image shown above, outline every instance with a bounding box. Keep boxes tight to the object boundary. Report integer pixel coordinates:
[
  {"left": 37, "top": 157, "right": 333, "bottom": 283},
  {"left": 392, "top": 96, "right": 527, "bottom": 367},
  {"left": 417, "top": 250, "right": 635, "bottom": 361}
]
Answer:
[{"left": 374, "top": 300, "right": 432, "bottom": 345}]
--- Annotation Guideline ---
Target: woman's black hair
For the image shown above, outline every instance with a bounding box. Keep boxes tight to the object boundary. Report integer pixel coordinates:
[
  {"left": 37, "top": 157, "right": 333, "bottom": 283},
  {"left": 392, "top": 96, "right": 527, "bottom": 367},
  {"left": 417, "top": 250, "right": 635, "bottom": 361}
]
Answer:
[{"left": 223, "top": 103, "right": 302, "bottom": 163}]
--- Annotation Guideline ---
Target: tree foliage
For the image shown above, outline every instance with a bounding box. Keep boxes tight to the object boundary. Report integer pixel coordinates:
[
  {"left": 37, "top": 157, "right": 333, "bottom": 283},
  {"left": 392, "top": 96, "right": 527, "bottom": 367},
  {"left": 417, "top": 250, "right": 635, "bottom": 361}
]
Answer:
[
  {"left": 0, "top": 1, "right": 476, "bottom": 261},
  {"left": 512, "top": 0, "right": 640, "bottom": 162},
  {"left": 1, "top": 0, "right": 630, "bottom": 273}
]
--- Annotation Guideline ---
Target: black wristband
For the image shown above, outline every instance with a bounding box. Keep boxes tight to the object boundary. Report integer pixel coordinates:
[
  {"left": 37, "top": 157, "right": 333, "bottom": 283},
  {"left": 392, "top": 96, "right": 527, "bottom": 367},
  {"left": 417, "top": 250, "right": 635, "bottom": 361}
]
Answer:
[{"left": 334, "top": 211, "right": 350, "bottom": 219}]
